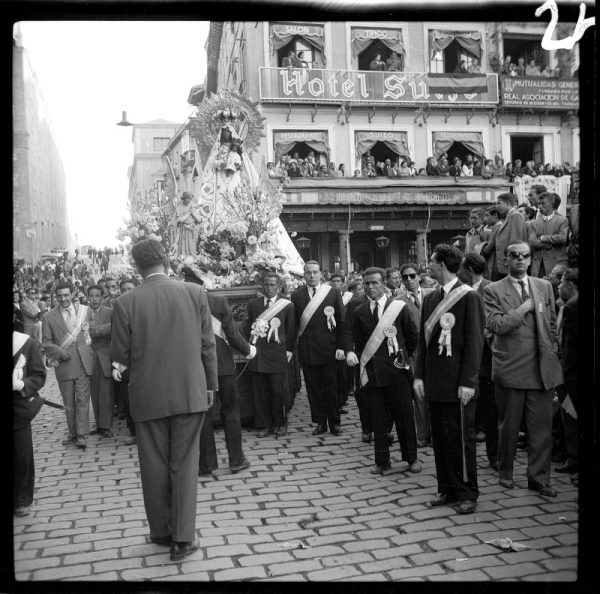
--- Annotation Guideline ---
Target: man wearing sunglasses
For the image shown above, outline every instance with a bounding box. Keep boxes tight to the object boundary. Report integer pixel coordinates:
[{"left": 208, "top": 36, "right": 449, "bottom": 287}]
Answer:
[{"left": 483, "top": 241, "right": 563, "bottom": 498}]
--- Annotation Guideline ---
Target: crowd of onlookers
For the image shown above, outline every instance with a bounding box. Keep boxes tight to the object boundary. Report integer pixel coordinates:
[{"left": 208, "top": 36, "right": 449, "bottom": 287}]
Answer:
[{"left": 500, "top": 55, "right": 575, "bottom": 79}]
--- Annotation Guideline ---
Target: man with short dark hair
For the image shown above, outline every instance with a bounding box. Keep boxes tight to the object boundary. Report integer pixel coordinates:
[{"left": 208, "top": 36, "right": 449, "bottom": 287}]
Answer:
[
  {"left": 465, "top": 209, "right": 486, "bottom": 254},
  {"left": 527, "top": 184, "right": 547, "bottom": 215},
  {"left": 345, "top": 267, "right": 421, "bottom": 474},
  {"left": 42, "top": 282, "right": 94, "bottom": 449},
  {"left": 414, "top": 244, "right": 485, "bottom": 514},
  {"left": 102, "top": 277, "right": 120, "bottom": 308},
  {"left": 111, "top": 239, "right": 218, "bottom": 561},
  {"left": 484, "top": 241, "right": 563, "bottom": 498},
  {"left": 385, "top": 267, "right": 403, "bottom": 297},
  {"left": 330, "top": 272, "right": 351, "bottom": 414},
  {"left": 480, "top": 193, "right": 528, "bottom": 280}
]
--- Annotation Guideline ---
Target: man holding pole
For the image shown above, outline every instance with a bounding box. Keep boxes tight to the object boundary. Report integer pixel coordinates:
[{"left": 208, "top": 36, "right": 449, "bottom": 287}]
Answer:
[{"left": 414, "top": 244, "right": 485, "bottom": 515}]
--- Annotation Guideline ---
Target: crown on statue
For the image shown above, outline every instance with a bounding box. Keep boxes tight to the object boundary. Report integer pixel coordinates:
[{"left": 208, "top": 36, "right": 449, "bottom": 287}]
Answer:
[{"left": 216, "top": 107, "right": 240, "bottom": 124}]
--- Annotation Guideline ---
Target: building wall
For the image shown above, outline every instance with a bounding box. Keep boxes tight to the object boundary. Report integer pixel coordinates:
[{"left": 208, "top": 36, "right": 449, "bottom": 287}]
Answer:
[{"left": 13, "top": 37, "right": 70, "bottom": 264}]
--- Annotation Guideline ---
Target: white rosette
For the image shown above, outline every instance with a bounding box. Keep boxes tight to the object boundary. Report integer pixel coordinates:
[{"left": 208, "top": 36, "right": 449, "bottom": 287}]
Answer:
[
  {"left": 383, "top": 326, "right": 399, "bottom": 356},
  {"left": 324, "top": 306, "right": 336, "bottom": 331},
  {"left": 438, "top": 312, "right": 455, "bottom": 357},
  {"left": 251, "top": 318, "right": 269, "bottom": 344},
  {"left": 268, "top": 317, "right": 281, "bottom": 343},
  {"left": 14, "top": 353, "right": 27, "bottom": 382},
  {"left": 81, "top": 321, "right": 92, "bottom": 346}
]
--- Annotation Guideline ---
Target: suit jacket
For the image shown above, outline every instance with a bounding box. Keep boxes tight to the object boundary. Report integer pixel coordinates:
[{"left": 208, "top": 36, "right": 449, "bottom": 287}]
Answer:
[
  {"left": 481, "top": 209, "right": 528, "bottom": 276},
  {"left": 483, "top": 276, "right": 562, "bottom": 391},
  {"left": 246, "top": 296, "right": 296, "bottom": 373},
  {"left": 527, "top": 213, "right": 569, "bottom": 277},
  {"left": 475, "top": 279, "right": 493, "bottom": 378},
  {"left": 345, "top": 297, "right": 418, "bottom": 388},
  {"left": 87, "top": 305, "right": 113, "bottom": 378},
  {"left": 42, "top": 305, "right": 94, "bottom": 380},
  {"left": 414, "top": 280, "right": 485, "bottom": 402},
  {"left": 291, "top": 284, "right": 345, "bottom": 366},
  {"left": 110, "top": 275, "right": 218, "bottom": 423},
  {"left": 20, "top": 299, "right": 41, "bottom": 336},
  {"left": 13, "top": 332, "right": 47, "bottom": 430},
  {"left": 207, "top": 293, "right": 250, "bottom": 377},
  {"left": 560, "top": 294, "right": 578, "bottom": 387}
]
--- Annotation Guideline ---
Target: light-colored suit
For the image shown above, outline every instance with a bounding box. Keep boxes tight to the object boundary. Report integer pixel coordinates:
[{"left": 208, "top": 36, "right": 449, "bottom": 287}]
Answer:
[
  {"left": 484, "top": 275, "right": 562, "bottom": 485},
  {"left": 42, "top": 305, "right": 94, "bottom": 437},
  {"left": 481, "top": 209, "right": 528, "bottom": 279},
  {"left": 527, "top": 213, "right": 569, "bottom": 277}
]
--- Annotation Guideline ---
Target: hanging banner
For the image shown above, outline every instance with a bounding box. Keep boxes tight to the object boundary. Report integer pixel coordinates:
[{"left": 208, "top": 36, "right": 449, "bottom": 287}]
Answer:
[
  {"left": 317, "top": 190, "right": 468, "bottom": 205},
  {"left": 501, "top": 76, "right": 579, "bottom": 110},
  {"left": 514, "top": 175, "right": 570, "bottom": 216}
]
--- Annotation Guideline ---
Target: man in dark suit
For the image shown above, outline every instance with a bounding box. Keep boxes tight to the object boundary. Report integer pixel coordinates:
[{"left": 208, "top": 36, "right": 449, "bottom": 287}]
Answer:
[
  {"left": 484, "top": 241, "right": 563, "bottom": 498},
  {"left": 480, "top": 193, "right": 528, "bottom": 280},
  {"left": 460, "top": 253, "right": 498, "bottom": 470},
  {"left": 345, "top": 267, "right": 421, "bottom": 474},
  {"left": 414, "top": 244, "right": 485, "bottom": 515},
  {"left": 86, "top": 285, "right": 114, "bottom": 437},
  {"left": 42, "top": 281, "right": 95, "bottom": 449},
  {"left": 527, "top": 192, "right": 569, "bottom": 278},
  {"left": 247, "top": 272, "right": 296, "bottom": 437},
  {"left": 111, "top": 239, "right": 218, "bottom": 562},
  {"left": 291, "top": 260, "right": 345, "bottom": 436}
]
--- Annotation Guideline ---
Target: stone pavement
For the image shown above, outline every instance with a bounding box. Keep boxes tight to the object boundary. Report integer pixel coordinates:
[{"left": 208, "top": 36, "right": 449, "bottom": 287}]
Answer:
[{"left": 13, "top": 369, "right": 578, "bottom": 582}]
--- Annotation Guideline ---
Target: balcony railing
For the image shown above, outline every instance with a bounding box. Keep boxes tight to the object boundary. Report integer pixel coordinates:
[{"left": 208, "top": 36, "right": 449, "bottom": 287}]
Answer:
[
  {"left": 500, "top": 75, "right": 578, "bottom": 110},
  {"left": 259, "top": 67, "right": 499, "bottom": 105}
]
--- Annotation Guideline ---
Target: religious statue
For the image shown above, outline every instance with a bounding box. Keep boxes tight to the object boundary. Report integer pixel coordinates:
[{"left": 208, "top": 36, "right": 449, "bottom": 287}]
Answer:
[{"left": 173, "top": 191, "right": 202, "bottom": 257}]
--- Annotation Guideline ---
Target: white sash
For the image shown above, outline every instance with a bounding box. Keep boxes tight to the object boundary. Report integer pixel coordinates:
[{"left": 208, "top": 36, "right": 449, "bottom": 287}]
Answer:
[
  {"left": 60, "top": 304, "right": 89, "bottom": 351},
  {"left": 359, "top": 300, "right": 406, "bottom": 387},
  {"left": 13, "top": 331, "right": 29, "bottom": 357},
  {"left": 297, "top": 285, "right": 332, "bottom": 339},
  {"left": 342, "top": 291, "right": 353, "bottom": 306},
  {"left": 257, "top": 298, "right": 290, "bottom": 323},
  {"left": 211, "top": 315, "right": 229, "bottom": 345},
  {"left": 423, "top": 285, "right": 473, "bottom": 347}
]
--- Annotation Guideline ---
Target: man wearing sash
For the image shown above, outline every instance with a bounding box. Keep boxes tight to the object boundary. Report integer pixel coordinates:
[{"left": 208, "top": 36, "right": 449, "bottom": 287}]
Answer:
[
  {"left": 345, "top": 267, "right": 421, "bottom": 474},
  {"left": 42, "top": 282, "right": 94, "bottom": 449},
  {"left": 247, "top": 272, "right": 296, "bottom": 437},
  {"left": 414, "top": 245, "right": 485, "bottom": 515},
  {"left": 331, "top": 273, "right": 351, "bottom": 415},
  {"left": 291, "top": 261, "right": 345, "bottom": 436}
]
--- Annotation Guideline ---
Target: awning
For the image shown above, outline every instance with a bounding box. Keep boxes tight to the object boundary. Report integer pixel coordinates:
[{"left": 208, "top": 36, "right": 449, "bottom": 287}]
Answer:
[
  {"left": 270, "top": 22, "right": 325, "bottom": 63},
  {"left": 351, "top": 27, "right": 405, "bottom": 59},
  {"left": 430, "top": 30, "right": 482, "bottom": 59},
  {"left": 355, "top": 131, "right": 410, "bottom": 161},
  {"left": 274, "top": 130, "right": 330, "bottom": 160},
  {"left": 432, "top": 131, "right": 485, "bottom": 159}
]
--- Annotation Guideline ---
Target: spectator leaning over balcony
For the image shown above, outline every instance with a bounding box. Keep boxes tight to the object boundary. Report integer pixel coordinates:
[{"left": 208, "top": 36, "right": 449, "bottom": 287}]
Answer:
[
  {"left": 449, "top": 157, "right": 463, "bottom": 177},
  {"left": 426, "top": 156, "right": 438, "bottom": 176},
  {"left": 472, "top": 158, "right": 482, "bottom": 176},
  {"left": 527, "top": 192, "right": 569, "bottom": 278},
  {"left": 406, "top": 160, "right": 417, "bottom": 176},
  {"left": 417, "top": 168, "right": 426, "bottom": 176},
  {"left": 386, "top": 51, "right": 403, "bottom": 71},
  {"left": 524, "top": 160, "right": 537, "bottom": 176},
  {"left": 534, "top": 163, "right": 545, "bottom": 176},
  {"left": 398, "top": 160, "right": 412, "bottom": 177},
  {"left": 508, "top": 63, "right": 518, "bottom": 77},
  {"left": 454, "top": 60, "right": 468, "bottom": 73},
  {"left": 337, "top": 164, "right": 346, "bottom": 177},
  {"left": 353, "top": 169, "right": 361, "bottom": 178},
  {"left": 492, "top": 156, "right": 506, "bottom": 177},
  {"left": 515, "top": 57, "right": 526, "bottom": 76},
  {"left": 512, "top": 159, "right": 525, "bottom": 177},
  {"left": 435, "top": 155, "right": 450, "bottom": 176},
  {"left": 363, "top": 162, "right": 377, "bottom": 177},
  {"left": 383, "top": 158, "right": 396, "bottom": 177},
  {"left": 328, "top": 163, "right": 337, "bottom": 176},
  {"left": 266, "top": 162, "right": 278, "bottom": 178},
  {"left": 468, "top": 58, "right": 481, "bottom": 73},
  {"left": 317, "top": 164, "right": 330, "bottom": 177},
  {"left": 481, "top": 159, "right": 494, "bottom": 179},
  {"left": 369, "top": 53, "right": 386, "bottom": 71},
  {"left": 526, "top": 59, "right": 540, "bottom": 76},
  {"left": 287, "top": 161, "right": 302, "bottom": 178},
  {"left": 282, "top": 50, "right": 302, "bottom": 68},
  {"left": 501, "top": 55, "right": 513, "bottom": 75},
  {"left": 297, "top": 51, "right": 309, "bottom": 68}
]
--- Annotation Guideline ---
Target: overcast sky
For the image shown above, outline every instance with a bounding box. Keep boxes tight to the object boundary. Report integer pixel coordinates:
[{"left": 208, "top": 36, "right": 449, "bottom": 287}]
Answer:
[{"left": 17, "top": 21, "right": 210, "bottom": 247}]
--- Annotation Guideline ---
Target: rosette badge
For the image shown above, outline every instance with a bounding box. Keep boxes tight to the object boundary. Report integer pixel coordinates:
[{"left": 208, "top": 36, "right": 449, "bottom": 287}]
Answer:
[
  {"left": 438, "top": 312, "right": 455, "bottom": 357},
  {"left": 324, "top": 306, "right": 336, "bottom": 331}
]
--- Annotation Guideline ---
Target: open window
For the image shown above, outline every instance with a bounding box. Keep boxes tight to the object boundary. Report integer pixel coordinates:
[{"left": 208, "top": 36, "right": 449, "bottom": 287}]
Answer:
[
  {"left": 429, "top": 30, "right": 483, "bottom": 73},
  {"left": 510, "top": 135, "right": 544, "bottom": 164},
  {"left": 270, "top": 22, "right": 325, "bottom": 68},
  {"left": 273, "top": 130, "right": 330, "bottom": 165},
  {"left": 355, "top": 131, "right": 411, "bottom": 170},
  {"left": 503, "top": 34, "right": 547, "bottom": 74},
  {"left": 351, "top": 27, "right": 405, "bottom": 71},
  {"left": 432, "top": 131, "right": 485, "bottom": 160}
]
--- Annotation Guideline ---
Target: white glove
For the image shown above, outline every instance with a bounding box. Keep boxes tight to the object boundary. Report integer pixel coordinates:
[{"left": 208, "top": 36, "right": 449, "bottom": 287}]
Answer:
[
  {"left": 286, "top": 351, "right": 293, "bottom": 363},
  {"left": 207, "top": 390, "right": 215, "bottom": 408},
  {"left": 112, "top": 368, "right": 122, "bottom": 382},
  {"left": 458, "top": 386, "right": 475, "bottom": 405},
  {"left": 346, "top": 352, "right": 359, "bottom": 367},
  {"left": 335, "top": 349, "right": 346, "bottom": 361},
  {"left": 13, "top": 376, "right": 25, "bottom": 391},
  {"left": 246, "top": 345, "right": 257, "bottom": 360},
  {"left": 413, "top": 379, "right": 425, "bottom": 400}
]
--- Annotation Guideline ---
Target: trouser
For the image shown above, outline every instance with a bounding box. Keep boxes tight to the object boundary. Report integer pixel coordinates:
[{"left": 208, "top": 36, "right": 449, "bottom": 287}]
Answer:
[
  {"left": 559, "top": 378, "right": 578, "bottom": 464},
  {"left": 90, "top": 364, "right": 114, "bottom": 430},
  {"left": 302, "top": 363, "right": 340, "bottom": 429},
  {"left": 115, "top": 373, "right": 135, "bottom": 435},
  {"left": 477, "top": 377, "right": 498, "bottom": 463},
  {"left": 136, "top": 412, "right": 204, "bottom": 543},
  {"left": 429, "top": 399, "right": 479, "bottom": 501},
  {"left": 252, "top": 371, "right": 286, "bottom": 430},
  {"left": 371, "top": 381, "right": 417, "bottom": 467},
  {"left": 14, "top": 422, "right": 34, "bottom": 507},
  {"left": 199, "top": 374, "right": 245, "bottom": 472},
  {"left": 336, "top": 360, "right": 348, "bottom": 407},
  {"left": 58, "top": 368, "right": 91, "bottom": 437},
  {"left": 413, "top": 387, "right": 431, "bottom": 442},
  {"left": 495, "top": 385, "right": 554, "bottom": 484}
]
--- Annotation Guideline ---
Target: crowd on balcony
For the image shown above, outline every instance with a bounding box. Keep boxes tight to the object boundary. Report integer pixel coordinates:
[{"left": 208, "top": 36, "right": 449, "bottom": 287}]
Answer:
[{"left": 500, "top": 54, "right": 575, "bottom": 78}]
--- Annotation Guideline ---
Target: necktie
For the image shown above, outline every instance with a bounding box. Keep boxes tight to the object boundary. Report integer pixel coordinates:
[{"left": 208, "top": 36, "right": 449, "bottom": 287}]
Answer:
[
  {"left": 518, "top": 279, "right": 528, "bottom": 303},
  {"left": 440, "top": 288, "right": 445, "bottom": 300},
  {"left": 91, "top": 309, "right": 96, "bottom": 322},
  {"left": 372, "top": 302, "right": 379, "bottom": 323},
  {"left": 311, "top": 287, "right": 317, "bottom": 298},
  {"left": 65, "top": 308, "right": 74, "bottom": 332},
  {"left": 412, "top": 292, "right": 421, "bottom": 309},
  {"left": 266, "top": 298, "right": 272, "bottom": 309}
]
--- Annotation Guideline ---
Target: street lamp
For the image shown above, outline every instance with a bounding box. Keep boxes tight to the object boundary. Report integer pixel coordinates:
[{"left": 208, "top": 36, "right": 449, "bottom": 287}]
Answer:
[
  {"left": 375, "top": 235, "right": 390, "bottom": 249},
  {"left": 296, "top": 236, "right": 311, "bottom": 250}
]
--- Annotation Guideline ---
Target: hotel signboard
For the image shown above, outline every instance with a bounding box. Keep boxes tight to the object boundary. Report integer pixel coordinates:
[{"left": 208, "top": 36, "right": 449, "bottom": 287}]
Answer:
[{"left": 501, "top": 76, "right": 579, "bottom": 110}]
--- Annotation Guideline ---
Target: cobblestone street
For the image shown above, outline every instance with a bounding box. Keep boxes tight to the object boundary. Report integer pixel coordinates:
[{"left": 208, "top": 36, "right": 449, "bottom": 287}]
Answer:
[{"left": 13, "top": 368, "right": 578, "bottom": 582}]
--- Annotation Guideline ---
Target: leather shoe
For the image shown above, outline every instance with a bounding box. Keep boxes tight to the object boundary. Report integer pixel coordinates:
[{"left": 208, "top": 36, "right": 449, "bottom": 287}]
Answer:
[
  {"left": 475, "top": 430, "right": 486, "bottom": 442},
  {"left": 417, "top": 439, "right": 431, "bottom": 448},
  {"left": 257, "top": 428, "right": 272, "bottom": 437},
  {"left": 230, "top": 458, "right": 251, "bottom": 474},
  {"left": 361, "top": 432, "right": 373, "bottom": 443},
  {"left": 340, "top": 407, "right": 348, "bottom": 414},
  {"left": 408, "top": 460, "right": 422, "bottom": 474},
  {"left": 99, "top": 429, "right": 113, "bottom": 438},
  {"left": 170, "top": 539, "right": 199, "bottom": 562},
  {"left": 330, "top": 425, "right": 342, "bottom": 436},
  {"left": 14, "top": 505, "right": 32, "bottom": 517},
  {"left": 370, "top": 462, "right": 391, "bottom": 474},
  {"left": 275, "top": 424, "right": 288, "bottom": 437},
  {"left": 429, "top": 493, "right": 457, "bottom": 507},
  {"left": 62, "top": 436, "right": 75, "bottom": 446},
  {"left": 148, "top": 534, "right": 172, "bottom": 546},
  {"left": 499, "top": 478, "right": 514, "bottom": 489},
  {"left": 489, "top": 460, "right": 499, "bottom": 471},
  {"left": 528, "top": 480, "right": 557, "bottom": 498},
  {"left": 455, "top": 500, "right": 477, "bottom": 514},
  {"left": 555, "top": 461, "right": 578, "bottom": 474},
  {"left": 75, "top": 436, "right": 87, "bottom": 449},
  {"left": 312, "top": 424, "right": 327, "bottom": 436}
]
